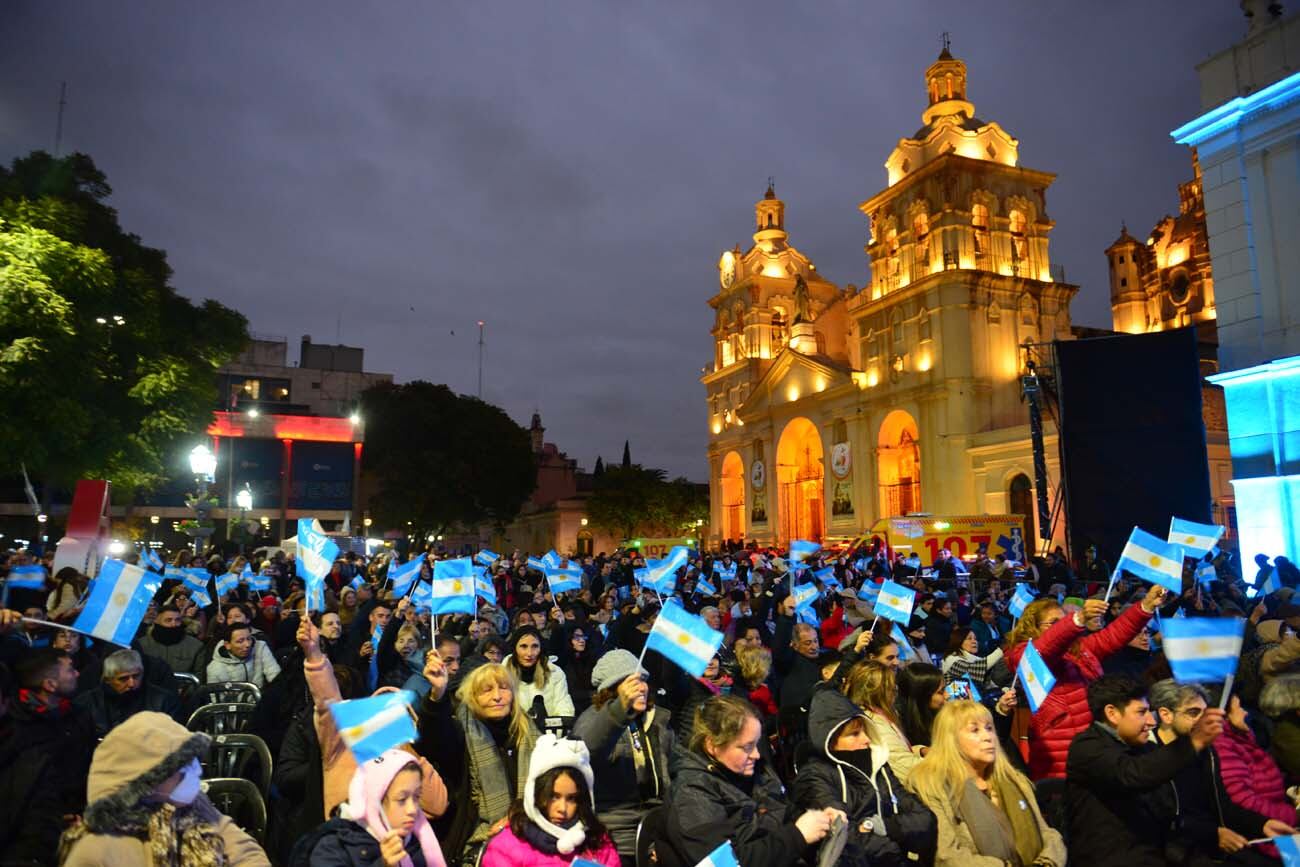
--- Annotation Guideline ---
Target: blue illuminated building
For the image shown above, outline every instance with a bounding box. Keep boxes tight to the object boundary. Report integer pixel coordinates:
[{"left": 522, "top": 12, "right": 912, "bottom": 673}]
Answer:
[{"left": 1172, "top": 8, "right": 1300, "bottom": 572}]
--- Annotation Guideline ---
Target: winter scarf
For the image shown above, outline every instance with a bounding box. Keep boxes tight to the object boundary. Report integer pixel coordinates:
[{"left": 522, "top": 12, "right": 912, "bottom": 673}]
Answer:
[
  {"left": 18, "top": 688, "right": 70, "bottom": 718},
  {"left": 457, "top": 702, "right": 536, "bottom": 843}
]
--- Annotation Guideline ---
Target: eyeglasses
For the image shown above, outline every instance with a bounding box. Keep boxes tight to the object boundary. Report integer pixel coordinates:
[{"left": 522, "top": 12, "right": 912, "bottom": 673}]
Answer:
[{"left": 572, "top": 634, "right": 587, "bottom": 641}]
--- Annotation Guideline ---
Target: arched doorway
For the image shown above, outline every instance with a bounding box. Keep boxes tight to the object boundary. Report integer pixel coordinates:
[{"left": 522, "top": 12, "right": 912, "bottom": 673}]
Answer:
[
  {"left": 720, "top": 451, "right": 746, "bottom": 543},
  {"left": 576, "top": 529, "right": 594, "bottom": 557},
  {"left": 878, "top": 410, "right": 921, "bottom": 517},
  {"left": 776, "top": 418, "right": 824, "bottom": 544},
  {"left": 1008, "top": 473, "right": 1036, "bottom": 559}
]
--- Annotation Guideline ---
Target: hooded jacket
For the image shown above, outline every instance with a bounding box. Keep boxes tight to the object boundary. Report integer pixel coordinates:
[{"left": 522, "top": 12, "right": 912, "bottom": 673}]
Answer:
[
  {"left": 505, "top": 654, "right": 577, "bottom": 718},
  {"left": 137, "top": 625, "right": 207, "bottom": 678},
  {"left": 205, "top": 639, "right": 281, "bottom": 688},
  {"left": 663, "top": 746, "right": 806, "bottom": 867},
  {"left": 790, "top": 689, "right": 937, "bottom": 867},
  {"left": 59, "top": 711, "right": 270, "bottom": 866}
]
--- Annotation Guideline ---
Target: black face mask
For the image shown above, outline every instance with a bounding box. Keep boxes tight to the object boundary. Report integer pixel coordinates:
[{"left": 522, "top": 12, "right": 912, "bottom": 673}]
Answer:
[{"left": 151, "top": 624, "right": 187, "bottom": 646}]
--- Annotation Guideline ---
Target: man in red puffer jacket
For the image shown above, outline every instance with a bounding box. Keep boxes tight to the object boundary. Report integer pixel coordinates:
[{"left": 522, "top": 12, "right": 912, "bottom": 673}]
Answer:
[{"left": 1004, "top": 584, "right": 1166, "bottom": 779}]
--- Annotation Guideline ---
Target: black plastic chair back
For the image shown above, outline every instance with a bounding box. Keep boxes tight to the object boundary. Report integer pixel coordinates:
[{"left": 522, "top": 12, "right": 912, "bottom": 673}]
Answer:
[
  {"left": 186, "top": 681, "right": 261, "bottom": 716},
  {"left": 202, "top": 777, "right": 267, "bottom": 846},
  {"left": 204, "top": 732, "right": 273, "bottom": 799},
  {"left": 187, "top": 702, "right": 256, "bottom": 736}
]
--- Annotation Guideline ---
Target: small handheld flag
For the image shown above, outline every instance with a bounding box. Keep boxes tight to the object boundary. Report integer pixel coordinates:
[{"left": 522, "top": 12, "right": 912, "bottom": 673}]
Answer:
[
  {"left": 73, "top": 560, "right": 161, "bottom": 646},
  {"left": 1260, "top": 567, "right": 1282, "bottom": 596},
  {"left": 187, "top": 584, "right": 212, "bottom": 608},
  {"left": 695, "top": 576, "right": 717, "bottom": 597},
  {"left": 475, "top": 549, "right": 500, "bottom": 567},
  {"left": 5, "top": 564, "right": 47, "bottom": 590},
  {"left": 791, "top": 582, "right": 819, "bottom": 613},
  {"left": 164, "top": 566, "right": 188, "bottom": 582},
  {"left": 215, "top": 571, "right": 239, "bottom": 598},
  {"left": 142, "top": 548, "right": 164, "bottom": 573},
  {"left": 241, "top": 562, "right": 254, "bottom": 582},
  {"left": 542, "top": 550, "right": 562, "bottom": 570},
  {"left": 430, "top": 558, "right": 477, "bottom": 615},
  {"left": 1009, "top": 584, "right": 1037, "bottom": 619},
  {"left": 473, "top": 568, "right": 497, "bottom": 604},
  {"left": 298, "top": 518, "right": 340, "bottom": 612},
  {"left": 330, "top": 690, "right": 419, "bottom": 764},
  {"left": 788, "top": 539, "right": 821, "bottom": 562},
  {"left": 1117, "top": 526, "right": 1185, "bottom": 593},
  {"left": 546, "top": 565, "right": 582, "bottom": 595},
  {"left": 248, "top": 571, "right": 272, "bottom": 593},
  {"left": 858, "top": 581, "right": 881, "bottom": 604},
  {"left": 410, "top": 581, "right": 433, "bottom": 610},
  {"left": 645, "top": 602, "right": 724, "bottom": 677},
  {"left": 1016, "top": 641, "right": 1057, "bottom": 713},
  {"left": 1168, "top": 517, "right": 1224, "bottom": 559},
  {"left": 1273, "top": 834, "right": 1300, "bottom": 866},
  {"left": 349, "top": 574, "right": 367, "bottom": 591},
  {"left": 388, "top": 554, "right": 426, "bottom": 597},
  {"left": 714, "top": 562, "right": 736, "bottom": 582},
  {"left": 693, "top": 841, "right": 740, "bottom": 867},
  {"left": 891, "top": 622, "right": 918, "bottom": 662},
  {"left": 873, "top": 579, "right": 916, "bottom": 624},
  {"left": 813, "top": 566, "right": 840, "bottom": 588},
  {"left": 526, "top": 555, "right": 547, "bottom": 571},
  {"left": 1195, "top": 562, "right": 1218, "bottom": 586},
  {"left": 1161, "top": 617, "right": 1246, "bottom": 684}
]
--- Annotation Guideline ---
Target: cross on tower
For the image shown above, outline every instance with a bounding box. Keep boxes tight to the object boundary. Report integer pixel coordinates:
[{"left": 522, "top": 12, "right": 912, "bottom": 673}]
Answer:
[{"left": 942, "top": 31, "right": 951, "bottom": 53}]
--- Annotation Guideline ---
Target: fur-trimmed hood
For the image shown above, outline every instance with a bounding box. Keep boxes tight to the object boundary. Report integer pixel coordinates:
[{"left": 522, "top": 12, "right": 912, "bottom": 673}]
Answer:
[{"left": 82, "top": 710, "right": 213, "bottom": 832}]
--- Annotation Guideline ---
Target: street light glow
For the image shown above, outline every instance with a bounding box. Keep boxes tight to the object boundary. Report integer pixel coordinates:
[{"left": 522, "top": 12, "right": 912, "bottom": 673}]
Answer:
[
  {"left": 235, "top": 488, "right": 253, "bottom": 510},
  {"left": 108, "top": 540, "right": 126, "bottom": 555},
  {"left": 189, "top": 444, "right": 217, "bottom": 478},
  {"left": 349, "top": 412, "right": 361, "bottom": 424},
  {"left": 247, "top": 407, "right": 260, "bottom": 418}
]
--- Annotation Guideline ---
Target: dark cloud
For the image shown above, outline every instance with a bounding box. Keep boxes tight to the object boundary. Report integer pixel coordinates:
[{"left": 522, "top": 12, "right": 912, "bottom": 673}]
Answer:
[{"left": 1, "top": 1, "right": 1245, "bottom": 479}]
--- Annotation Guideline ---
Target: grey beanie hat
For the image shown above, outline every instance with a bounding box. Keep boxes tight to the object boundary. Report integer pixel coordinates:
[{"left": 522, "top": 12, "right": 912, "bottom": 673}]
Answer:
[{"left": 591, "top": 648, "right": 648, "bottom": 691}]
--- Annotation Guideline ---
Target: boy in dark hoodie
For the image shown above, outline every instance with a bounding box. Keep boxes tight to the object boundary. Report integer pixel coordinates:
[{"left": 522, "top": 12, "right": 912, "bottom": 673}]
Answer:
[{"left": 791, "top": 687, "right": 937, "bottom": 867}]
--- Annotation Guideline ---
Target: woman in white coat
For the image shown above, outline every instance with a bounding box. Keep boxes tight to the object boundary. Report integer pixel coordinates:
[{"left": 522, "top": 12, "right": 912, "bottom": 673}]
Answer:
[{"left": 505, "top": 625, "right": 575, "bottom": 718}]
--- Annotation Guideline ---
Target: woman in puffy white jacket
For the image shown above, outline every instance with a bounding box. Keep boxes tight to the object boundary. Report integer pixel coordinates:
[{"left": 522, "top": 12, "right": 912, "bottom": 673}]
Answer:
[{"left": 505, "top": 625, "right": 576, "bottom": 718}]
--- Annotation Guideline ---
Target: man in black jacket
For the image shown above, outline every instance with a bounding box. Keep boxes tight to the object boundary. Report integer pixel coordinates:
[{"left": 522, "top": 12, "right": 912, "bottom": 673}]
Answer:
[
  {"left": 1066, "top": 674, "right": 1224, "bottom": 867},
  {"left": 74, "top": 648, "right": 182, "bottom": 739},
  {"left": 1149, "top": 678, "right": 1294, "bottom": 863}
]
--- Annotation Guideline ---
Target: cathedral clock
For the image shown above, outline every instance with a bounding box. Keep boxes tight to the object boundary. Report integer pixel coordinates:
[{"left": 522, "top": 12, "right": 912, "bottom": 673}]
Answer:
[{"left": 719, "top": 251, "right": 737, "bottom": 289}]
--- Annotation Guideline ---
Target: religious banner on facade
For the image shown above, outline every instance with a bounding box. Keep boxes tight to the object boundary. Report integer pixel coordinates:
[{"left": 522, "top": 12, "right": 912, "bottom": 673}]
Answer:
[{"left": 831, "top": 441, "right": 853, "bottom": 516}]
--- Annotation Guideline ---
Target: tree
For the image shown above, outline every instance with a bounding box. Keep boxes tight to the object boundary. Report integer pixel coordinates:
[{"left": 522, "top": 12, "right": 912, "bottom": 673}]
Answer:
[
  {"left": 593, "top": 455, "right": 604, "bottom": 478},
  {"left": 0, "top": 152, "right": 248, "bottom": 493},
  {"left": 621, "top": 440, "right": 632, "bottom": 470},
  {"left": 587, "top": 465, "right": 666, "bottom": 541},
  {"left": 360, "top": 381, "right": 536, "bottom": 537}
]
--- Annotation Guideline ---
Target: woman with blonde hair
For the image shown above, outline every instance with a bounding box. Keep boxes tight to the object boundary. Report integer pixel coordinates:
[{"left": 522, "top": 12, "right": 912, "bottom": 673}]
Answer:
[
  {"left": 415, "top": 653, "right": 540, "bottom": 864},
  {"left": 733, "top": 642, "right": 778, "bottom": 718},
  {"left": 844, "top": 660, "right": 924, "bottom": 784},
  {"left": 909, "top": 700, "right": 1065, "bottom": 867}
]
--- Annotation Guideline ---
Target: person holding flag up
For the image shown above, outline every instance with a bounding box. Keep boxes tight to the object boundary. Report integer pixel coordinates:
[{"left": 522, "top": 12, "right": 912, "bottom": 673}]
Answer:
[{"left": 1003, "top": 582, "right": 1167, "bottom": 779}]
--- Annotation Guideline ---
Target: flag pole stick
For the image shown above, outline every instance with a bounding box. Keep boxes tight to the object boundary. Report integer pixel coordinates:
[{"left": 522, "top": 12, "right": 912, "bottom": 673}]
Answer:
[
  {"left": 1218, "top": 673, "right": 1235, "bottom": 711},
  {"left": 20, "top": 617, "right": 129, "bottom": 648},
  {"left": 1103, "top": 568, "right": 1120, "bottom": 604}
]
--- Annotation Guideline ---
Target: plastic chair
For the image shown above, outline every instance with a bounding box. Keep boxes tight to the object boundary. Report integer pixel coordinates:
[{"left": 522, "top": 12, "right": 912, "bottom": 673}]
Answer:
[
  {"left": 202, "top": 778, "right": 267, "bottom": 846},
  {"left": 187, "top": 702, "right": 256, "bottom": 736},
  {"left": 204, "top": 732, "right": 273, "bottom": 800},
  {"left": 171, "top": 672, "right": 201, "bottom": 707},
  {"left": 186, "top": 681, "right": 261, "bottom": 715},
  {"left": 636, "top": 805, "right": 681, "bottom": 867}
]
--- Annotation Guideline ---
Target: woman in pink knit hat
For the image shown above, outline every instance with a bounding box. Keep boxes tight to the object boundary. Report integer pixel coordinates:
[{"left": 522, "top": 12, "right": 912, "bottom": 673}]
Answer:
[{"left": 294, "top": 749, "right": 448, "bottom": 867}]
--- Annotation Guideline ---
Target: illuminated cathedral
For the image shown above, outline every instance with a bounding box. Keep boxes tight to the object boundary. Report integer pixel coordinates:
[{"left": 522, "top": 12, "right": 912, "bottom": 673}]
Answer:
[{"left": 702, "top": 44, "right": 1079, "bottom": 550}]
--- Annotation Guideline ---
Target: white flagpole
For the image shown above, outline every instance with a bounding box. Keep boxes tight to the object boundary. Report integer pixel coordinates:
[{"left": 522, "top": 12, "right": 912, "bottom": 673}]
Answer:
[
  {"left": 1103, "top": 568, "right": 1120, "bottom": 604},
  {"left": 1218, "top": 673, "right": 1235, "bottom": 711}
]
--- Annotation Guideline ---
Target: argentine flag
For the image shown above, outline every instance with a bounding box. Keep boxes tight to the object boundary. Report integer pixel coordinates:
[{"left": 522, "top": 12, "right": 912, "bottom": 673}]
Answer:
[
  {"left": 410, "top": 581, "right": 433, "bottom": 611},
  {"left": 1274, "top": 834, "right": 1300, "bottom": 867},
  {"left": 73, "top": 559, "right": 160, "bottom": 646},
  {"left": 858, "top": 581, "right": 881, "bottom": 604},
  {"left": 241, "top": 562, "right": 255, "bottom": 582},
  {"left": 1168, "top": 517, "right": 1224, "bottom": 559},
  {"left": 473, "top": 568, "right": 497, "bottom": 604},
  {"left": 891, "top": 622, "right": 918, "bottom": 662},
  {"left": 1016, "top": 641, "right": 1057, "bottom": 713},
  {"left": 791, "top": 582, "right": 819, "bottom": 613},
  {"left": 526, "top": 555, "right": 547, "bottom": 571},
  {"left": 1117, "top": 526, "right": 1185, "bottom": 593},
  {"left": 248, "top": 571, "right": 272, "bottom": 592},
  {"left": 873, "top": 579, "right": 916, "bottom": 624},
  {"left": 142, "top": 548, "right": 164, "bottom": 573},
  {"left": 475, "top": 549, "right": 500, "bottom": 567},
  {"left": 298, "top": 518, "right": 340, "bottom": 612},
  {"left": 1260, "top": 567, "right": 1282, "bottom": 596},
  {"left": 638, "top": 553, "right": 683, "bottom": 594},
  {"left": 430, "top": 558, "right": 476, "bottom": 615},
  {"left": 813, "top": 566, "right": 840, "bottom": 588},
  {"left": 164, "top": 566, "right": 188, "bottom": 582},
  {"left": 350, "top": 574, "right": 367, "bottom": 591},
  {"left": 714, "top": 562, "right": 736, "bottom": 582},
  {"left": 187, "top": 583, "right": 212, "bottom": 608},
  {"left": 693, "top": 841, "right": 740, "bottom": 867},
  {"left": 645, "top": 602, "right": 724, "bottom": 677},
  {"left": 215, "top": 571, "right": 239, "bottom": 597},
  {"left": 546, "top": 565, "right": 582, "bottom": 595},
  {"left": 330, "top": 690, "right": 419, "bottom": 764},
  {"left": 1009, "top": 584, "right": 1037, "bottom": 619},
  {"left": 542, "top": 550, "right": 562, "bottom": 570},
  {"left": 389, "top": 554, "right": 426, "bottom": 597},
  {"left": 695, "top": 576, "right": 717, "bottom": 597},
  {"left": 1195, "top": 562, "right": 1218, "bottom": 586},
  {"left": 6, "top": 564, "right": 47, "bottom": 590},
  {"left": 1162, "top": 617, "right": 1246, "bottom": 683},
  {"left": 788, "top": 539, "right": 821, "bottom": 562}
]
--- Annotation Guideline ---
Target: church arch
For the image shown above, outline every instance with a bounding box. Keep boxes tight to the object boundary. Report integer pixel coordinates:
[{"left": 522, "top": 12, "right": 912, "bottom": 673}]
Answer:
[
  {"left": 877, "top": 410, "right": 921, "bottom": 517},
  {"left": 776, "top": 418, "right": 824, "bottom": 544},
  {"left": 1008, "top": 472, "right": 1036, "bottom": 559},
  {"left": 720, "top": 451, "right": 746, "bottom": 543}
]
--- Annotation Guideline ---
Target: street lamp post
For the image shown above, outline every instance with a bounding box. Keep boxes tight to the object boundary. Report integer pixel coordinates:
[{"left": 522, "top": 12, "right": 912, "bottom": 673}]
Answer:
[
  {"left": 187, "top": 444, "right": 217, "bottom": 556},
  {"left": 234, "top": 485, "right": 254, "bottom": 555}
]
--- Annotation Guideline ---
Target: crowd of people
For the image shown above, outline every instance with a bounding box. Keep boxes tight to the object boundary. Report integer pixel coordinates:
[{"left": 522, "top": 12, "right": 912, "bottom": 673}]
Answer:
[{"left": 2, "top": 536, "right": 1300, "bottom": 866}]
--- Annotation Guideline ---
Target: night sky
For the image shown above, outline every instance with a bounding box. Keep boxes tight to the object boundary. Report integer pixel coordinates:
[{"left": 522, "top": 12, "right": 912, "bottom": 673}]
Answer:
[{"left": 2, "top": 2, "right": 1246, "bottom": 480}]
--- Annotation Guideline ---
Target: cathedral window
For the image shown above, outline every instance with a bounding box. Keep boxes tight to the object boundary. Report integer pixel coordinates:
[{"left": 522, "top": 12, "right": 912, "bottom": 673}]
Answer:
[
  {"left": 918, "top": 308, "right": 932, "bottom": 341},
  {"left": 913, "top": 213, "right": 930, "bottom": 267},
  {"left": 972, "top": 204, "right": 990, "bottom": 258},
  {"left": 891, "top": 311, "right": 904, "bottom": 344}
]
